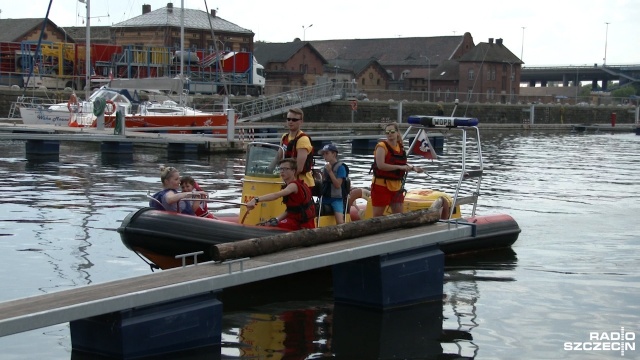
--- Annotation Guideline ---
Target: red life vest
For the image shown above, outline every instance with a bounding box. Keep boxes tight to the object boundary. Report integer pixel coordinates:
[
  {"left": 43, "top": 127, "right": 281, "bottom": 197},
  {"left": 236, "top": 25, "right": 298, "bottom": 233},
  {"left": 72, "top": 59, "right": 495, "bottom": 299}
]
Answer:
[
  {"left": 282, "top": 179, "right": 316, "bottom": 223},
  {"left": 281, "top": 132, "right": 314, "bottom": 174},
  {"left": 372, "top": 141, "right": 407, "bottom": 180}
]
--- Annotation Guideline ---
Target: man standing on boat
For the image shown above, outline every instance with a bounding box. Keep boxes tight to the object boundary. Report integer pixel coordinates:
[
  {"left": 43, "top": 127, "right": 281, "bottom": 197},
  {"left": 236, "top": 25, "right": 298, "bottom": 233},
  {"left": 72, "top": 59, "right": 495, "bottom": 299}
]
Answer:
[
  {"left": 246, "top": 158, "right": 316, "bottom": 230},
  {"left": 274, "top": 108, "right": 315, "bottom": 189}
]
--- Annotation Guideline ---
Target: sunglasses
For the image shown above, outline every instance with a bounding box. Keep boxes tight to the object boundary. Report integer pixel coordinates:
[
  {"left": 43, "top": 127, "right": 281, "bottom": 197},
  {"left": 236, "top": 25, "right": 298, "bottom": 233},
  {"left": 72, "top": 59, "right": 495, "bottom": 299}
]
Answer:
[
  {"left": 286, "top": 118, "right": 301, "bottom": 122},
  {"left": 385, "top": 130, "right": 397, "bottom": 134}
]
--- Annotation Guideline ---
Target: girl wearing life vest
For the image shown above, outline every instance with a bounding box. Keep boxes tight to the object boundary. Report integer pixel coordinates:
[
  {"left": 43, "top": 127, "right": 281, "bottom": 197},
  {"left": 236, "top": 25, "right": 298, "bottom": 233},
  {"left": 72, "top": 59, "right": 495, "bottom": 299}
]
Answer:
[
  {"left": 245, "top": 158, "right": 316, "bottom": 230},
  {"left": 180, "top": 176, "right": 216, "bottom": 219},
  {"left": 151, "top": 166, "right": 207, "bottom": 215},
  {"left": 371, "top": 123, "right": 423, "bottom": 217}
]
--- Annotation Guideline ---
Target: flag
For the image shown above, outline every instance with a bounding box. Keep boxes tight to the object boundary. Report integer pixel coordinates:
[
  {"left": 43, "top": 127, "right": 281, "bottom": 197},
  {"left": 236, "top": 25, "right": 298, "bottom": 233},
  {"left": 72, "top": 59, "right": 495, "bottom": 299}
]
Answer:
[{"left": 412, "top": 130, "right": 436, "bottom": 159}]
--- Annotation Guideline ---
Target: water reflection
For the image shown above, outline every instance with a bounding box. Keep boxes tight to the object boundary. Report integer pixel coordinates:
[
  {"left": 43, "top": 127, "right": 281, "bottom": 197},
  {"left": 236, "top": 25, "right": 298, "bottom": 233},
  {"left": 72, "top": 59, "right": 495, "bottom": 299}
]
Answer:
[{"left": 1, "top": 131, "right": 639, "bottom": 359}]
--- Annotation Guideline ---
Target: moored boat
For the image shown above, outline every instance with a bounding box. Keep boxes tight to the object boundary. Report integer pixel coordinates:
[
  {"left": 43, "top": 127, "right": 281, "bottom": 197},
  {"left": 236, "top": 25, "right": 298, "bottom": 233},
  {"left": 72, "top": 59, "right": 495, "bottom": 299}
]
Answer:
[
  {"left": 118, "top": 116, "right": 521, "bottom": 270},
  {"left": 18, "top": 86, "right": 234, "bottom": 132}
]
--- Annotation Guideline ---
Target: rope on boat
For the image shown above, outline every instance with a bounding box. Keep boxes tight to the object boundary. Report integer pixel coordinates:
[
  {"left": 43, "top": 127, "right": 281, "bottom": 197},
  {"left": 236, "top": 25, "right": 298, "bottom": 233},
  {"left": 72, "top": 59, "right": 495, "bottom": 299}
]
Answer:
[{"left": 134, "top": 251, "right": 160, "bottom": 272}]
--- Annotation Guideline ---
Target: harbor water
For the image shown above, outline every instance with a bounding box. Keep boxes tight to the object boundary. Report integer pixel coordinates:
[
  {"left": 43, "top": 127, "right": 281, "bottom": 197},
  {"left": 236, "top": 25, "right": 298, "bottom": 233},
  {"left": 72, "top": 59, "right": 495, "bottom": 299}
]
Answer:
[{"left": 0, "top": 129, "right": 638, "bottom": 359}]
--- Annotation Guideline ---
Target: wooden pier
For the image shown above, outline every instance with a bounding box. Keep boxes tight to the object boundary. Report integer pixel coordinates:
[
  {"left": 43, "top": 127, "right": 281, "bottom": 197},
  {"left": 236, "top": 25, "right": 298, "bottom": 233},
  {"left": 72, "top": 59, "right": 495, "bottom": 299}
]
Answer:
[{"left": 0, "top": 220, "right": 472, "bottom": 357}]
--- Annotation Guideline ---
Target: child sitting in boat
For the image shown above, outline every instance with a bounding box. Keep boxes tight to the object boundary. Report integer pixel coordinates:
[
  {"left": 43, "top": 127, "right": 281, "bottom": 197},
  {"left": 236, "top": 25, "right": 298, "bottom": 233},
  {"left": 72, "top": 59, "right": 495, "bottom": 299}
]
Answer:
[
  {"left": 245, "top": 158, "right": 316, "bottom": 230},
  {"left": 318, "top": 143, "right": 349, "bottom": 224},
  {"left": 180, "top": 176, "right": 216, "bottom": 219},
  {"left": 150, "top": 166, "right": 207, "bottom": 215}
]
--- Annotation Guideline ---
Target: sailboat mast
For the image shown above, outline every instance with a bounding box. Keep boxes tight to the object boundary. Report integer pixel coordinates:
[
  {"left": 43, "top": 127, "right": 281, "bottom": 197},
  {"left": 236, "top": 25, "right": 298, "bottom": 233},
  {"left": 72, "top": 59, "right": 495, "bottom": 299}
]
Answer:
[
  {"left": 82, "top": 0, "right": 90, "bottom": 101},
  {"left": 180, "top": 0, "right": 184, "bottom": 79}
]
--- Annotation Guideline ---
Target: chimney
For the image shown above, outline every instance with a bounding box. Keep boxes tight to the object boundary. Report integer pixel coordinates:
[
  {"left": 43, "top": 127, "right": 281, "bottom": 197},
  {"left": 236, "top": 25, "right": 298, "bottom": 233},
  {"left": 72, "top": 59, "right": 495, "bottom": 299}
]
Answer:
[
  {"left": 167, "top": 2, "right": 173, "bottom": 13},
  {"left": 496, "top": 38, "right": 503, "bottom": 45},
  {"left": 142, "top": 4, "right": 151, "bottom": 14},
  {"left": 488, "top": 38, "right": 494, "bottom": 44},
  {"left": 211, "top": 9, "right": 217, "bottom": 17}
]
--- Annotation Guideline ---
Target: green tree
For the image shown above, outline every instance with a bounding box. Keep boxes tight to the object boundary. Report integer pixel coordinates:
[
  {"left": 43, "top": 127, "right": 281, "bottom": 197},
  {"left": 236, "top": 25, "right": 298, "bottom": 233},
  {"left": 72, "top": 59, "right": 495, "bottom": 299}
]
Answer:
[{"left": 611, "top": 86, "right": 637, "bottom": 98}]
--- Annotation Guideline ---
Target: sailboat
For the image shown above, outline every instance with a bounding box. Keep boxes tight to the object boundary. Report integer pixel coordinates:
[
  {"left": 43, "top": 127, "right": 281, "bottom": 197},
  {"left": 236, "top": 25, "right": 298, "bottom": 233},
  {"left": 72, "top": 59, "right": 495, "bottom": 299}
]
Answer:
[{"left": 18, "top": 0, "right": 236, "bottom": 131}]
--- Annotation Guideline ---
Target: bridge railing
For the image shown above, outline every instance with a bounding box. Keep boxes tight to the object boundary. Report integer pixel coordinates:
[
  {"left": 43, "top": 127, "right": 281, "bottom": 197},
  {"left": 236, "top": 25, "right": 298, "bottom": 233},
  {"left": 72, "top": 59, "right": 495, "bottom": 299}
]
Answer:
[{"left": 234, "top": 82, "right": 349, "bottom": 122}]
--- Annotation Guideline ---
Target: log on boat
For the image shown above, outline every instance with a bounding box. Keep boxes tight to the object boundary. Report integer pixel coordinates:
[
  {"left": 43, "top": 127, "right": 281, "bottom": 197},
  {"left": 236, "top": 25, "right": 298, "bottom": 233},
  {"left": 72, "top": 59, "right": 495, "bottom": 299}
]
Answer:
[{"left": 211, "top": 208, "right": 442, "bottom": 261}]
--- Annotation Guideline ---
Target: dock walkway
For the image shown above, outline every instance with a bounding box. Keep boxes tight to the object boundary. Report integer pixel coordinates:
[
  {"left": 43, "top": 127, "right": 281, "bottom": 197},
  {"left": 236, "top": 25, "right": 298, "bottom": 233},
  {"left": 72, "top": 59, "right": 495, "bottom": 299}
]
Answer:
[{"left": 0, "top": 221, "right": 471, "bottom": 337}]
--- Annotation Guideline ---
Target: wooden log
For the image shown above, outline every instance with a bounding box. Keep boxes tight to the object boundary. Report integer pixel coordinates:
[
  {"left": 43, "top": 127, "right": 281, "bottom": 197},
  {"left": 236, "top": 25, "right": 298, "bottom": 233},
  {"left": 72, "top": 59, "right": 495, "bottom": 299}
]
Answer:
[{"left": 211, "top": 208, "right": 442, "bottom": 261}]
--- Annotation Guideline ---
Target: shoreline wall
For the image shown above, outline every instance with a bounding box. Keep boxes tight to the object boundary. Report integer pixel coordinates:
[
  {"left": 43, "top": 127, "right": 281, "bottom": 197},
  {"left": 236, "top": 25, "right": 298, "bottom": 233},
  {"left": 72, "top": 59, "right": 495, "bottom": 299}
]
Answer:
[{"left": 1, "top": 88, "right": 636, "bottom": 125}]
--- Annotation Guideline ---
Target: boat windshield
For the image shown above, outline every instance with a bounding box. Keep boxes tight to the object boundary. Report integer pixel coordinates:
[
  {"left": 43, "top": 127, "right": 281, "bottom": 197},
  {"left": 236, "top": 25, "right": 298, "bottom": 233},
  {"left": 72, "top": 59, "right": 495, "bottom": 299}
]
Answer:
[
  {"left": 89, "top": 89, "right": 130, "bottom": 105},
  {"left": 245, "top": 142, "right": 282, "bottom": 177}
]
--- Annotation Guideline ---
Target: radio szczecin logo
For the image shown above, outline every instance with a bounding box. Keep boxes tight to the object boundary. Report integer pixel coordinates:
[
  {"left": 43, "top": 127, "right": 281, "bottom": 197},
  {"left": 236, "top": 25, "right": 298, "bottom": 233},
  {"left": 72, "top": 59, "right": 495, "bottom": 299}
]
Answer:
[{"left": 564, "top": 327, "right": 635, "bottom": 356}]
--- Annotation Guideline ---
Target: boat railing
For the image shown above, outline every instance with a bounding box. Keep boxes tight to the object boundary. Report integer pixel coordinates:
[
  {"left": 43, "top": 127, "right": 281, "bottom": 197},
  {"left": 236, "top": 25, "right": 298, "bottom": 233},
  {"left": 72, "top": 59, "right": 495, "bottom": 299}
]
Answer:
[
  {"left": 9, "top": 95, "right": 59, "bottom": 118},
  {"left": 404, "top": 115, "right": 483, "bottom": 218}
]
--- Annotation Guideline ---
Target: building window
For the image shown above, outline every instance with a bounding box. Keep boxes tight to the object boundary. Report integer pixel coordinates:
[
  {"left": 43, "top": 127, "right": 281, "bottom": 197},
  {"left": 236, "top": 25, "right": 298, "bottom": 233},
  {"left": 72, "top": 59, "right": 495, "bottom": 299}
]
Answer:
[
  {"left": 468, "top": 69, "right": 474, "bottom": 80},
  {"left": 361, "top": 78, "right": 365, "bottom": 86}
]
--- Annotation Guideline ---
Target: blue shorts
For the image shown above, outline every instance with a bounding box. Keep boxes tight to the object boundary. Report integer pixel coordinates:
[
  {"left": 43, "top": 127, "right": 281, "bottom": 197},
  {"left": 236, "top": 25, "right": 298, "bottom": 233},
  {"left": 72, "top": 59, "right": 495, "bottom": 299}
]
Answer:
[{"left": 321, "top": 197, "right": 344, "bottom": 214}]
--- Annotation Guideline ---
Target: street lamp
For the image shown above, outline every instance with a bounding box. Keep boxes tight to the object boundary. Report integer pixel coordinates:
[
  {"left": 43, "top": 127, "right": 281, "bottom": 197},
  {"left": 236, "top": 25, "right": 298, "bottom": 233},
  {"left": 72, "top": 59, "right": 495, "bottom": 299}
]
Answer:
[
  {"left": 302, "top": 24, "right": 313, "bottom": 41},
  {"left": 575, "top": 66, "right": 579, "bottom": 103},
  {"left": 521, "top": 27, "right": 526, "bottom": 62},
  {"left": 603, "top": 22, "right": 610, "bottom": 65},
  {"left": 77, "top": 0, "right": 91, "bottom": 100},
  {"left": 421, "top": 56, "right": 431, "bottom": 102},
  {"left": 503, "top": 61, "right": 514, "bottom": 103}
]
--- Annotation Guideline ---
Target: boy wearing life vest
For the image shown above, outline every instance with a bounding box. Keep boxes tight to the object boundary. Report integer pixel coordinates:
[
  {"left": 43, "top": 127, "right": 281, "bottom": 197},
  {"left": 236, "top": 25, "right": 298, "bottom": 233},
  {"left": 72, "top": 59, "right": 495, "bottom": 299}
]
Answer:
[
  {"left": 371, "top": 123, "right": 423, "bottom": 217},
  {"left": 318, "top": 143, "right": 348, "bottom": 224},
  {"left": 245, "top": 158, "right": 316, "bottom": 230}
]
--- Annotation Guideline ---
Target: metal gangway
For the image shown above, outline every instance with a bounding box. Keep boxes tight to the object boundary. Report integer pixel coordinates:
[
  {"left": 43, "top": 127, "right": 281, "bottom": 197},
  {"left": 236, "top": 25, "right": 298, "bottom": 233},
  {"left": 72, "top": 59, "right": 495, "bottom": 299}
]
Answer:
[{"left": 234, "top": 82, "right": 350, "bottom": 122}]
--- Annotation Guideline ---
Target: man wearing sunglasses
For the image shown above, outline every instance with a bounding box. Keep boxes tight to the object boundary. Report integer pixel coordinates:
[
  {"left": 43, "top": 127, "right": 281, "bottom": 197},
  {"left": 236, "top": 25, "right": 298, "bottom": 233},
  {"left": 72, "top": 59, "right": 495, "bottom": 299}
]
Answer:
[{"left": 277, "top": 108, "right": 315, "bottom": 189}]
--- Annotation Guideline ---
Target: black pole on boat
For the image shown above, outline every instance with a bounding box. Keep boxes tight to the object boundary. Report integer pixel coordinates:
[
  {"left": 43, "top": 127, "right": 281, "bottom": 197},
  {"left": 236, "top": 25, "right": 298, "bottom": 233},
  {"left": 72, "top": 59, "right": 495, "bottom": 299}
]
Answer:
[{"left": 22, "top": 0, "right": 54, "bottom": 97}]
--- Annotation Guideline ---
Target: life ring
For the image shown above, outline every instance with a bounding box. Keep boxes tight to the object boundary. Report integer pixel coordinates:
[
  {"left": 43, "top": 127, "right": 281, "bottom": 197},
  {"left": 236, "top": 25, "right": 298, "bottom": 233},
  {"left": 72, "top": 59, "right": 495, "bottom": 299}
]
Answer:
[
  {"left": 104, "top": 100, "right": 116, "bottom": 115},
  {"left": 67, "top": 93, "right": 79, "bottom": 113},
  {"left": 350, "top": 100, "right": 357, "bottom": 111}
]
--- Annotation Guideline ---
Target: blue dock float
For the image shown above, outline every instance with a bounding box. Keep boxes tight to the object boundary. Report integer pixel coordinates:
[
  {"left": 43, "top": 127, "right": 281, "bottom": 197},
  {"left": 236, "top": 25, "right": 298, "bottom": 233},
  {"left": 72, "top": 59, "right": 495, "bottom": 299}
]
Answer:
[
  {"left": 167, "top": 142, "right": 200, "bottom": 154},
  {"left": 70, "top": 292, "right": 223, "bottom": 359},
  {"left": 100, "top": 140, "right": 133, "bottom": 154},
  {"left": 25, "top": 139, "right": 60, "bottom": 155},
  {"left": 334, "top": 246, "right": 444, "bottom": 308}
]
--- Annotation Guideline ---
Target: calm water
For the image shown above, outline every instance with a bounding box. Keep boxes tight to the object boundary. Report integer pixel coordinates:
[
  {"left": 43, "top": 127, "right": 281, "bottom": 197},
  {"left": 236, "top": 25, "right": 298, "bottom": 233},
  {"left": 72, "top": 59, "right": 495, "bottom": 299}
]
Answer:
[{"left": 0, "top": 130, "right": 638, "bottom": 359}]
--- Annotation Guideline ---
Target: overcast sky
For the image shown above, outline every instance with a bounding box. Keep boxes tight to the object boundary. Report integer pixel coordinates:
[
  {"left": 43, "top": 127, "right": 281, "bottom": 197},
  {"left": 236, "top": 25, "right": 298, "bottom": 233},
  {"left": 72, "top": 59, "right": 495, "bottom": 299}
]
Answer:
[{"left": 2, "top": 0, "right": 638, "bottom": 67}]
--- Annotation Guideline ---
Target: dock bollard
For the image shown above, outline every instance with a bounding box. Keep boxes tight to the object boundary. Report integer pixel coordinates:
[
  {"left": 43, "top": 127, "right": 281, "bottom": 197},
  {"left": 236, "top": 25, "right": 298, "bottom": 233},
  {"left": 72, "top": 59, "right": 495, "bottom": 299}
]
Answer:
[{"left": 114, "top": 108, "right": 125, "bottom": 136}]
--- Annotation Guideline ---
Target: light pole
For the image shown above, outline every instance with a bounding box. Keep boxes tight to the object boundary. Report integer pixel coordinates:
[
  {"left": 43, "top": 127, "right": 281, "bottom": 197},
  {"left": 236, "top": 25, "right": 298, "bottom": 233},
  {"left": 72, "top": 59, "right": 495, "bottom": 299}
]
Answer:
[
  {"left": 421, "top": 55, "right": 430, "bottom": 102},
  {"left": 521, "top": 27, "right": 526, "bottom": 62},
  {"left": 603, "top": 22, "right": 610, "bottom": 65},
  {"left": 503, "top": 61, "right": 514, "bottom": 103},
  {"left": 78, "top": 0, "right": 90, "bottom": 101},
  {"left": 575, "top": 66, "right": 579, "bottom": 103},
  {"left": 302, "top": 24, "right": 313, "bottom": 41}
]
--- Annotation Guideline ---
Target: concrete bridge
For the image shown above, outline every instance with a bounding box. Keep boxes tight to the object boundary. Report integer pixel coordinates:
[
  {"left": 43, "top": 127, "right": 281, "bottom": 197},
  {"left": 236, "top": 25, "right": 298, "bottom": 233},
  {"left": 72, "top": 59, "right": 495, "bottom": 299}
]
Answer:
[{"left": 521, "top": 64, "right": 640, "bottom": 90}]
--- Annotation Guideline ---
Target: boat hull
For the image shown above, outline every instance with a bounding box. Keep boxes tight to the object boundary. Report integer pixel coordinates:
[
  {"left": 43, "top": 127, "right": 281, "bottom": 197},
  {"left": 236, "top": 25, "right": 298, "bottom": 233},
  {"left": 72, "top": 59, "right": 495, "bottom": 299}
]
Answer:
[
  {"left": 438, "top": 214, "right": 521, "bottom": 255},
  {"left": 118, "top": 208, "right": 520, "bottom": 269},
  {"left": 19, "top": 106, "right": 70, "bottom": 125},
  {"left": 117, "top": 208, "right": 287, "bottom": 267}
]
